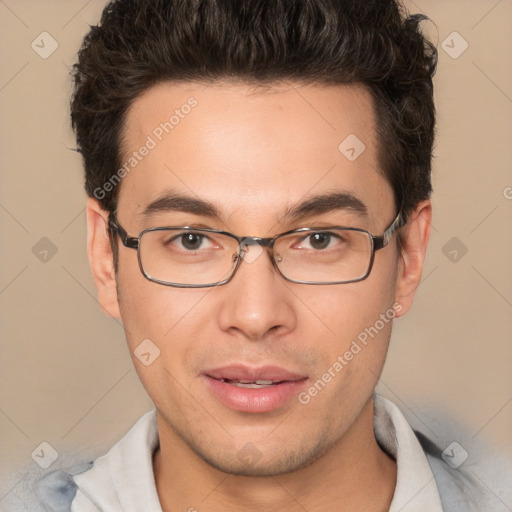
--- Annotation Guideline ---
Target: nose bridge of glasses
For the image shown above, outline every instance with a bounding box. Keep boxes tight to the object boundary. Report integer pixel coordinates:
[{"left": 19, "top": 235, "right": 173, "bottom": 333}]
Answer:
[
  {"left": 236, "top": 236, "right": 279, "bottom": 266},
  {"left": 239, "top": 236, "right": 274, "bottom": 249}
]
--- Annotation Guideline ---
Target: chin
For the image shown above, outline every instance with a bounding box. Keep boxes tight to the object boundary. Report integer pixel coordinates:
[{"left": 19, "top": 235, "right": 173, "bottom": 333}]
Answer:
[{"left": 186, "top": 433, "right": 334, "bottom": 477}]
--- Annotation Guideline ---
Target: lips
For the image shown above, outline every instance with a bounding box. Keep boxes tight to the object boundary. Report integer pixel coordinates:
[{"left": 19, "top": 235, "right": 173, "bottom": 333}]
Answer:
[{"left": 202, "top": 365, "right": 308, "bottom": 413}]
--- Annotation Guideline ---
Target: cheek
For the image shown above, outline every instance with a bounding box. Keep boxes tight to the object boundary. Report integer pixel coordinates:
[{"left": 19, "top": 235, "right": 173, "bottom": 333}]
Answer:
[
  {"left": 116, "top": 276, "right": 215, "bottom": 410},
  {"left": 296, "top": 282, "right": 397, "bottom": 429},
  {"left": 293, "top": 255, "right": 399, "bottom": 392},
  {"left": 115, "top": 254, "right": 213, "bottom": 364},
  {"left": 296, "top": 264, "right": 398, "bottom": 346}
]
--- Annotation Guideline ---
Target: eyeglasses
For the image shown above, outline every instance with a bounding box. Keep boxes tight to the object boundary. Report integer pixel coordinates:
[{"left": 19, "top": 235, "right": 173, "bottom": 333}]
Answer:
[{"left": 108, "top": 210, "right": 402, "bottom": 288}]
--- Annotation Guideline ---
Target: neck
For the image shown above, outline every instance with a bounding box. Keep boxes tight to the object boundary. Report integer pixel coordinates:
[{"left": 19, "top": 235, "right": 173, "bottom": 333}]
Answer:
[{"left": 153, "top": 398, "right": 396, "bottom": 512}]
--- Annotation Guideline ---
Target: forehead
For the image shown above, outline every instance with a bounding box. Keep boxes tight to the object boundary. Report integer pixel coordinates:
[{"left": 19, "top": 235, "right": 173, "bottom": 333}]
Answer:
[{"left": 117, "top": 81, "right": 392, "bottom": 226}]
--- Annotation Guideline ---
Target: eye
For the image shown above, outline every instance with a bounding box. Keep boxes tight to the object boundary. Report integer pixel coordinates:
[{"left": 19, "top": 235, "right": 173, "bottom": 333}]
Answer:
[
  {"left": 168, "top": 231, "right": 214, "bottom": 251},
  {"left": 182, "top": 232, "right": 206, "bottom": 250},
  {"left": 296, "top": 231, "right": 343, "bottom": 251}
]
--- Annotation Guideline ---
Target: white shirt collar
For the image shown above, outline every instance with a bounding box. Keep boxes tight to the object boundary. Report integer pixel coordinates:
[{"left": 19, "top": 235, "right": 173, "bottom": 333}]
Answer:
[
  {"left": 70, "top": 394, "right": 443, "bottom": 511},
  {"left": 374, "top": 395, "right": 443, "bottom": 511}
]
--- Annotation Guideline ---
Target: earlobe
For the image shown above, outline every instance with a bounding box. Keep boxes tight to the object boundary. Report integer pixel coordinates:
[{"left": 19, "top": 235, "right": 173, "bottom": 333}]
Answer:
[
  {"left": 86, "top": 198, "right": 121, "bottom": 318},
  {"left": 394, "top": 200, "right": 432, "bottom": 318}
]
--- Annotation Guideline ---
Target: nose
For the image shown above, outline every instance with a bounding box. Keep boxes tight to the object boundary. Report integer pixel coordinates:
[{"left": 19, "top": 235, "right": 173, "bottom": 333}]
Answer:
[{"left": 217, "top": 244, "right": 297, "bottom": 341}]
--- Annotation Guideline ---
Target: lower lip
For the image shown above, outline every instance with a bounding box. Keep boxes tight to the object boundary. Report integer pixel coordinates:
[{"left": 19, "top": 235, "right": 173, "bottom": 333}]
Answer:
[{"left": 203, "top": 376, "right": 308, "bottom": 413}]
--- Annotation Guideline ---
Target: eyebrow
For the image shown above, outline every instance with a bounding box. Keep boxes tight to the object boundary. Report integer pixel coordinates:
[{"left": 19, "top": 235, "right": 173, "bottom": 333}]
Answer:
[
  {"left": 282, "top": 191, "right": 368, "bottom": 223},
  {"left": 142, "top": 190, "right": 222, "bottom": 219},
  {"left": 140, "top": 189, "right": 368, "bottom": 223}
]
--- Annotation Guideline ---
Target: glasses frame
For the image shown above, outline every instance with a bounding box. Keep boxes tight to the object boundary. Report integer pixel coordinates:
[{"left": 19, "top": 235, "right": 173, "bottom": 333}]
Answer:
[{"left": 108, "top": 209, "right": 403, "bottom": 288}]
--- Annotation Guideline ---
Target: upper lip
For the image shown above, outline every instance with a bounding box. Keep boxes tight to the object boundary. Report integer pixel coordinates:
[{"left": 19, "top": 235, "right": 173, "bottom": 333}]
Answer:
[{"left": 203, "top": 365, "right": 307, "bottom": 382}]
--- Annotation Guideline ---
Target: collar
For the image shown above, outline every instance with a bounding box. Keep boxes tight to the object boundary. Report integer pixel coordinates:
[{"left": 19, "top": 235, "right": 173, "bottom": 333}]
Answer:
[{"left": 373, "top": 395, "right": 443, "bottom": 511}]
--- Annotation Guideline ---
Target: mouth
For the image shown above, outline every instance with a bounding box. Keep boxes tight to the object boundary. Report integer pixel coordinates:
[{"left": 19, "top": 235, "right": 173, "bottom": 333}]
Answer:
[
  {"left": 202, "top": 365, "right": 308, "bottom": 413},
  {"left": 217, "top": 379, "right": 283, "bottom": 388}
]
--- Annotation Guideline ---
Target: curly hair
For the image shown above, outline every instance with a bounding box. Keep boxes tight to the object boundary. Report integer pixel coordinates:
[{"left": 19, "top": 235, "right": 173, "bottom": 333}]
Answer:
[{"left": 71, "top": 0, "right": 437, "bottom": 245}]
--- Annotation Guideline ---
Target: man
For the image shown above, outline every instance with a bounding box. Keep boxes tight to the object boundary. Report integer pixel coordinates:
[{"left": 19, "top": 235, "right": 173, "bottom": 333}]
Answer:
[{"left": 31, "top": 0, "right": 481, "bottom": 510}]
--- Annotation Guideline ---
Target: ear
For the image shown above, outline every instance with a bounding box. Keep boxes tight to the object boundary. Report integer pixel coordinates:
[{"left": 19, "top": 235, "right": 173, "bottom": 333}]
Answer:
[
  {"left": 86, "top": 197, "right": 121, "bottom": 318},
  {"left": 394, "top": 199, "right": 432, "bottom": 318}
]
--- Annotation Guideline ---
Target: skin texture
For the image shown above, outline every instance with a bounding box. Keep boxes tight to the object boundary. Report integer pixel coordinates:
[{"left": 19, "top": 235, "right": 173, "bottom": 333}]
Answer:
[{"left": 86, "top": 81, "right": 431, "bottom": 511}]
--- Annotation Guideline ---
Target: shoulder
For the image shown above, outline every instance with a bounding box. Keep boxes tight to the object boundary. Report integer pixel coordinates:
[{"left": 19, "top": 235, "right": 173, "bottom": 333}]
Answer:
[
  {"left": 414, "top": 415, "right": 512, "bottom": 511},
  {"left": 28, "top": 409, "right": 159, "bottom": 511},
  {"left": 375, "top": 394, "right": 512, "bottom": 512},
  {"left": 7, "top": 410, "right": 158, "bottom": 512},
  {"left": 31, "top": 461, "right": 93, "bottom": 512}
]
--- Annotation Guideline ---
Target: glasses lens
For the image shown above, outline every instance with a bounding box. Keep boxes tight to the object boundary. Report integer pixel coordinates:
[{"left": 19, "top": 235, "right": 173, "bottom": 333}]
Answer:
[
  {"left": 274, "top": 229, "right": 372, "bottom": 284},
  {"left": 139, "top": 229, "right": 239, "bottom": 286}
]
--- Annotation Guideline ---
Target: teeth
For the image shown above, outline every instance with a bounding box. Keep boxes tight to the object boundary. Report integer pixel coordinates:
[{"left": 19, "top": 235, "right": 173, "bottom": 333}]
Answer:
[
  {"left": 219, "top": 378, "right": 278, "bottom": 387},
  {"left": 232, "top": 382, "right": 275, "bottom": 388}
]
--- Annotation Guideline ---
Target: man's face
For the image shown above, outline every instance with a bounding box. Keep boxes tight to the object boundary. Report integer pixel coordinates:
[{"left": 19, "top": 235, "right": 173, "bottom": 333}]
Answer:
[{"left": 106, "top": 81, "right": 403, "bottom": 475}]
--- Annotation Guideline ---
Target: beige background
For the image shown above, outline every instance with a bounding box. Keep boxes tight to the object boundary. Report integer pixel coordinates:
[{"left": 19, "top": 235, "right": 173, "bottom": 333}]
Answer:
[{"left": 1, "top": 0, "right": 511, "bottom": 507}]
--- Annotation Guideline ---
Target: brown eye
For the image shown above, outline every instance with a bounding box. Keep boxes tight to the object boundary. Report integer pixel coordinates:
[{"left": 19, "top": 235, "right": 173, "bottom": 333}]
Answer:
[
  {"left": 308, "top": 233, "right": 332, "bottom": 250},
  {"left": 179, "top": 232, "right": 205, "bottom": 250},
  {"left": 295, "top": 231, "right": 343, "bottom": 251}
]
